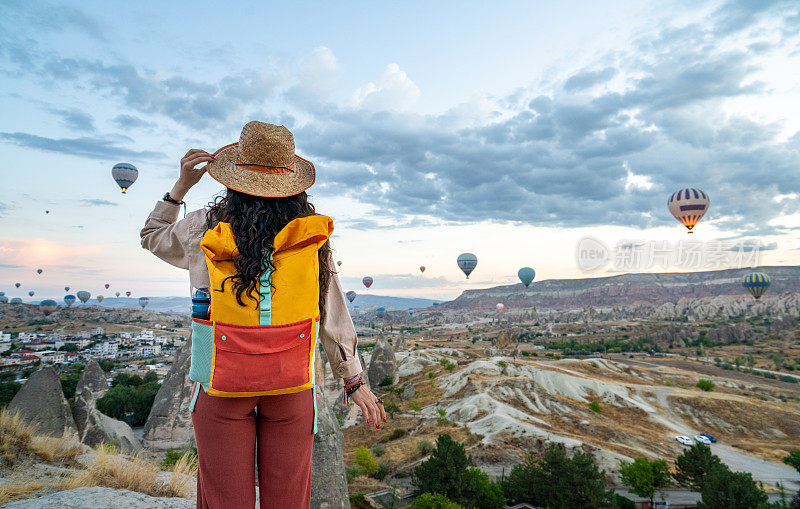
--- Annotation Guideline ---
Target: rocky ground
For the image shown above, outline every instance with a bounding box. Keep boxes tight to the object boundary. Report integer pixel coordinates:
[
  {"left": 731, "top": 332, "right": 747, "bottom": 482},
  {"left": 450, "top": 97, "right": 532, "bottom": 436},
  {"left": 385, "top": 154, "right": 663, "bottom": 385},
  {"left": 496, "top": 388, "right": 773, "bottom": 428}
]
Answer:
[{"left": 339, "top": 342, "right": 800, "bottom": 497}]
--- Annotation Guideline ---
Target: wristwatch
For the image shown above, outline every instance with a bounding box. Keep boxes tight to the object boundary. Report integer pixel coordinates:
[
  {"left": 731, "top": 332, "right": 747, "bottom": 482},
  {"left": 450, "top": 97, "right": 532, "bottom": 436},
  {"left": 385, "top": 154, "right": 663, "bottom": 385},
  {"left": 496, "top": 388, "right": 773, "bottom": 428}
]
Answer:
[{"left": 163, "top": 192, "right": 184, "bottom": 205}]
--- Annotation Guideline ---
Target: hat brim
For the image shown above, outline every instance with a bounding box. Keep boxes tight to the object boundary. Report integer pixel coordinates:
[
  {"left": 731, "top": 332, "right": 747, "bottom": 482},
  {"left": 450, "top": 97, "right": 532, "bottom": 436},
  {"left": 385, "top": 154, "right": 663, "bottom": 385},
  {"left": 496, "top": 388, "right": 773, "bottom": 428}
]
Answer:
[{"left": 206, "top": 142, "right": 316, "bottom": 198}]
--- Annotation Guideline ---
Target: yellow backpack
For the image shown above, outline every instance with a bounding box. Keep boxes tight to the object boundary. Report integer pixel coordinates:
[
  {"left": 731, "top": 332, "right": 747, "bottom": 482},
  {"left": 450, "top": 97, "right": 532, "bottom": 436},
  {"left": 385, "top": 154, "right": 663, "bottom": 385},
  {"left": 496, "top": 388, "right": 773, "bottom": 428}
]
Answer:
[{"left": 187, "top": 215, "right": 333, "bottom": 430}]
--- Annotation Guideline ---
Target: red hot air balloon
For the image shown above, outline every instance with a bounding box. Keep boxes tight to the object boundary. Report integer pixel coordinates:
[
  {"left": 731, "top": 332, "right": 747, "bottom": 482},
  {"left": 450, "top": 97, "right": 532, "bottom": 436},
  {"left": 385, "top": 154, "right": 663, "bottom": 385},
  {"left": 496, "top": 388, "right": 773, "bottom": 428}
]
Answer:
[{"left": 362, "top": 277, "right": 373, "bottom": 289}]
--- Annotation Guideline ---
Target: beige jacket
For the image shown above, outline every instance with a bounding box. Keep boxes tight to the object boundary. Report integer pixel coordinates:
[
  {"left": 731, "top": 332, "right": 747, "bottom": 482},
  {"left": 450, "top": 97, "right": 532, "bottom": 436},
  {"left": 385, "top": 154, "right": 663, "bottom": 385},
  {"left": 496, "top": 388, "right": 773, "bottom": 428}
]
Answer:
[{"left": 139, "top": 200, "right": 362, "bottom": 380}]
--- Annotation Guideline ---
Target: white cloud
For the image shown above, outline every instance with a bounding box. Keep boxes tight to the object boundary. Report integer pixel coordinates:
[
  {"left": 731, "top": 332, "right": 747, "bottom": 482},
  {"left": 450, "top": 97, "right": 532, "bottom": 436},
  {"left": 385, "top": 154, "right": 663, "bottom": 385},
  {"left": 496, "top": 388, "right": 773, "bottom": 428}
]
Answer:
[
  {"left": 623, "top": 161, "right": 654, "bottom": 191},
  {"left": 285, "top": 46, "right": 343, "bottom": 107},
  {"left": 352, "top": 63, "right": 420, "bottom": 111}
]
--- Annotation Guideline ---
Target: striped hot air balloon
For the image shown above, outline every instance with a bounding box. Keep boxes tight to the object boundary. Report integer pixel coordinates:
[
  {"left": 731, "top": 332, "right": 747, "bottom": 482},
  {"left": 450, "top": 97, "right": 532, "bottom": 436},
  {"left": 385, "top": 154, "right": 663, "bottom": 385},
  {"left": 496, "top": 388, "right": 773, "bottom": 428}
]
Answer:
[
  {"left": 457, "top": 253, "right": 478, "bottom": 279},
  {"left": 496, "top": 303, "right": 504, "bottom": 313},
  {"left": 64, "top": 295, "right": 76, "bottom": 307},
  {"left": 97, "top": 295, "right": 104, "bottom": 303},
  {"left": 39, "top": 299, "right": 57, "bottom": 316},
  {"left": 139, "top": 297, "right": 149, "bottom": 309},
  {"left": 362, "top": 277, "right": 373, "bottom": 289},
  {"left": 668, "top": 188, "right": 709, "bottom": 233},
  {"left": 346, "top": 291, "right": 357, "bottom": 303},
  {"left": 77, "top": 291, "right": 91, "bottom": 303},
  {"left": 112, "top": 163, "right": 138, "bottom": 193},
  {"left": 742, "top": 272, "right": 770, "bottom": 300}
]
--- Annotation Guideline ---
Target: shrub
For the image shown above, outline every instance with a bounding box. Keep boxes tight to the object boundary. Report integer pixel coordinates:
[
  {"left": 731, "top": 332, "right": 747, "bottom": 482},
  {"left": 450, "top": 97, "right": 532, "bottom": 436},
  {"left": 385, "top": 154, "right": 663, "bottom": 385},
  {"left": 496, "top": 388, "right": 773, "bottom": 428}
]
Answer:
[
  {"left": 496, "top": 360, "right": 507, "bottom": 369},
  {"left": 438, "top": 359, "right": 455, "bottom": 371},
  {"left": 409, "top": 401, "right": 422, "bottom": 412},
  {"left": 417, "top": 439, "right": 435, "bottom": 456},
  {"left": 388, "top": 428, "right": 406, "bottom": 440},
  {"left": 160, "top": 447, "right": 198, "bottom": 470},
  {"left": 354, "top": 446, "right": 379, "bottom": 476},
  {"left": 371, "top": 443, "right": 385, "bottom": 457},
  {"left": 379, "top": 376, "right": 394, "bottom": 387},
  {"left": 436, "top": 408, "right": 449, "bottom": 424},
  {"left": 349, "top": 492, "right": 371, "bottom": 509},
  {"left": 384, "top": 401, "right": 401, "bottom": 417},
  {"left": 345, "top": 465, "right": 361, "bottom": 483},
  {"left": 589, "top": 401, "right": 602, "bottom": 414},
  {"left": 611, "top": 493, "right": 637, "bottom": 509},
  {"left": 696, "top": 379, "right": 715, "bottom": 392},
  {"left": 374, "top": 462, "right": 389, "bottom": 480}
]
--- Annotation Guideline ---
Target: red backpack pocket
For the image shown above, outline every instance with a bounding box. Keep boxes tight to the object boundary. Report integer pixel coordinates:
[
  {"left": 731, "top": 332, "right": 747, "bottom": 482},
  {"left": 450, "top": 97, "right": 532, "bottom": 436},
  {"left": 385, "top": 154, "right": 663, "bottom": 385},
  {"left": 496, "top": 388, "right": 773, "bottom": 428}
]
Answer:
[{"left": 208, "top": 317, "right": 314, "bottom": 396}]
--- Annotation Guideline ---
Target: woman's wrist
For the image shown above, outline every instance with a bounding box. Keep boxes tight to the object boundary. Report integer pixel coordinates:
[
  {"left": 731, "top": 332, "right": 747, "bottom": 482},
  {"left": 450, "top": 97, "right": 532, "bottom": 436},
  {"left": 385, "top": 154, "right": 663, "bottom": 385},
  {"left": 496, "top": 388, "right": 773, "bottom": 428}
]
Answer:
[{"left": 169, "top": 181, "right": 191, "bottom": 202}]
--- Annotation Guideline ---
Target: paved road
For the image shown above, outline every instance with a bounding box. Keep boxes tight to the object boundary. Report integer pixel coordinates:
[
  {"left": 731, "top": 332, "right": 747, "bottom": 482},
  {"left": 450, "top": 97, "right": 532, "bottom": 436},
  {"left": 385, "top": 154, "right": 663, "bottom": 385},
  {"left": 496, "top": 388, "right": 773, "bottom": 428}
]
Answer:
[{"left": 614, "top": 488, "right": 793, "bottom": 505}]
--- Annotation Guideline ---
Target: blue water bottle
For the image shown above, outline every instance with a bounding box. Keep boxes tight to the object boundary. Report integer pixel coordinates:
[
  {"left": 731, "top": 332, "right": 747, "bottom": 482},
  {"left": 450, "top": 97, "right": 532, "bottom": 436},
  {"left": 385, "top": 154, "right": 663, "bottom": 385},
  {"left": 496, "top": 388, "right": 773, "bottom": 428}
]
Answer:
[{"left": 191, "top": 287, "right": 211, "bottom": 319}]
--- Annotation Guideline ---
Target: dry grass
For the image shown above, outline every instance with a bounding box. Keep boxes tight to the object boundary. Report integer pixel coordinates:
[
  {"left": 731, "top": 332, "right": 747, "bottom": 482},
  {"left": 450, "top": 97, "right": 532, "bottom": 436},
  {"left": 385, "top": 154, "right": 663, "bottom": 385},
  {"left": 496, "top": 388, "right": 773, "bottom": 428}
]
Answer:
[
  {"left": 57, "top": 443, "right": 197, "bottom": 499},
  {"left": 0, "top": 408, "right": 39, "bottom": 466},
  {"left": 0, "top": 478, "right": 46, "bottom": 504},
  {"left": 29, "top": 437, "right": 83, "bottom": 466}
]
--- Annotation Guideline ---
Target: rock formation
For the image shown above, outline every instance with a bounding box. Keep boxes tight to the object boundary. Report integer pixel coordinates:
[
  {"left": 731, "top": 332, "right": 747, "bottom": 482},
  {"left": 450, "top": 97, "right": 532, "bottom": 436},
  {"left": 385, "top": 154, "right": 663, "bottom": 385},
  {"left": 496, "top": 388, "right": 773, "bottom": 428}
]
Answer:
[
  {"left": 8, "top": 366, "right": 78, "bottom": 440},
  {"left": 0, "top": 486, "right": 194, "bottom": 508},
  {"left": 75, "top": 358, "right": 109, "bottom": 397},
  {"left": 73, "top": 387, "right": 141, "bottom": 453},
  {"left": 311, "top": 354, "right": 351, "bottom": 508},
  {"left": 367, "top": 335, "right": 399, "bottom": 387},
  {"left": 142, "top": 339, "right": 195, "bottom": 450}
]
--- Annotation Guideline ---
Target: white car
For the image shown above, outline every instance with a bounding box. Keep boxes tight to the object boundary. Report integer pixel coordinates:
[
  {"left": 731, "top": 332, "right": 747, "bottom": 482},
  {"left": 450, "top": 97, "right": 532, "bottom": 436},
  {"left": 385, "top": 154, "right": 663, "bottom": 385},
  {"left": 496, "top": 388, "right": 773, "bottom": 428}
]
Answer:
[
  {"left": 694, "top": 435, "right": 712, "bottom": 445},
  {"left": 675, "top": 436, "right": 694, "bottom": 446}
]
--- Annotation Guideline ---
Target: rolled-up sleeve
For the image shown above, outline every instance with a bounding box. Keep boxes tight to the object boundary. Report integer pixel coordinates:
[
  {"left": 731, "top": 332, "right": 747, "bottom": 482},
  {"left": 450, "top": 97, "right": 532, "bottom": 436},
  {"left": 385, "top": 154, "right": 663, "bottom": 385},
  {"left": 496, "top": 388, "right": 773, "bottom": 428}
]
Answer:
[
  {"left": 319, "top": 250, "right": 362, "bottom": 380},
  {"left": 140, "top": 201, "right": 203, "bottom": 270}
]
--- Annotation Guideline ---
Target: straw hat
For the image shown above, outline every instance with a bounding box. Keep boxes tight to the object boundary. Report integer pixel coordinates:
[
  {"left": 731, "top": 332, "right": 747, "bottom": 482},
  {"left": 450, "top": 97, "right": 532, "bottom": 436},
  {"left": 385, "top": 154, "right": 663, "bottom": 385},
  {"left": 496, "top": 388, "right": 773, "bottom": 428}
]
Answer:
[{"left": 206, "top": 121, "right": 315, "bottom": 197}]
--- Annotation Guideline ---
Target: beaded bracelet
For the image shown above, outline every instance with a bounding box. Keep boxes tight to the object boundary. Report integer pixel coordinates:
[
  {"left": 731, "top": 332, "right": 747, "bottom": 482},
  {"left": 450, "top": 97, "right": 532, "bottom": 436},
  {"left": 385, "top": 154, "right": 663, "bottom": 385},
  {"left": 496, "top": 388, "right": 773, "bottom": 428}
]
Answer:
[{"left": 343, "top": 376, "right": 365, "bottom": 410}]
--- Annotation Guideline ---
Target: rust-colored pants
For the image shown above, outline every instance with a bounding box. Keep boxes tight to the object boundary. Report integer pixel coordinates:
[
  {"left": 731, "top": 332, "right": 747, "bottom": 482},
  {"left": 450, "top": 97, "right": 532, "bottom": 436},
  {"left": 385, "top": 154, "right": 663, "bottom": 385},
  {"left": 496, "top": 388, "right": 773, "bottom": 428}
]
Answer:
[{"left": 191, "top": 383, "right": 314, "bottom": 508}]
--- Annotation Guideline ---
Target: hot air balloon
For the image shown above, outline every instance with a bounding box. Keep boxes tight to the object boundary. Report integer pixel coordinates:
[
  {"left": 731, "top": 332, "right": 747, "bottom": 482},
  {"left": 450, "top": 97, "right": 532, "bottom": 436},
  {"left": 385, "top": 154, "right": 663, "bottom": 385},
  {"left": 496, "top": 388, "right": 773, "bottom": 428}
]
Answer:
[
  {"left": 668, "top": 188, "right": 709, "bottom": 233},
  {"left": 0, "top": 292, "right": 4, "bottom": 297},
  {"left": 0, "top": 296, "right": 7, "bottom": 304},
  {"left": 139, "top": 297, "right": 149, "bottom": 309},
  {"left": 64, "top": 295, "right": 76, "bottom": 307},
  {"left": 64, "top": 286, "right": 70, "bottom": 292},
  {"left": 36, "top": 269, "right": 43, "bottom": 275},
  {"left": 10, "top": 298, "right": 22, "bottom": 304},
  {"left": 14, "top": 283, "right": 20, "bottom": 288},
  {"left": 457, "top": 253, "right": 478, "bottom": 279},
  {"left": 116, "top": 292, "right": 121, "bottom": 298},
  {"left": 420, "top": 266, "right": 426, "bottom": 273},
  {"left": 408, "top": 308, "right": 414, "bottom": 316},
  {"left": 742, "top": 272, "right": 770, "bottom": 300},
  {"left": 346, "top": 291, "right": 357, "bottom": 303},
  {"left": 496, "top": 303, "right": 504, "bottom": 313},
  {"left": 337, "top": 261, "right": 342, "bottom": 267},
  {"left": 28, "top": 291, "right": 35, "bottom": 297},
  {"left": 77, "top": 291, "right": 91, "bottom": 304},
  {"left": 39, "top": 299, "right": 57, "bottom": 316},
  {"left": 97, "top": 295, "right": 104, "bottom": 303},
  {"left": 362, "top": 277, "right": 373, "bottom": 289},
  {"left": 45, "top": 210, "right": 49, "bottom": 214},
  {"left": 104, "top": 284, "right": 110, "bottom": 290},
  {"left": 126, "top": 291, "right": 132, "bottom": 297},
  {"left": 377, "top": 306, "right": 386, "bottom": 318},
  {"left": 112, "top": 163, "right": 138, "bottom": 193},
  {"left": 518, "top": 267, "right": 535, "bottom": 288}
]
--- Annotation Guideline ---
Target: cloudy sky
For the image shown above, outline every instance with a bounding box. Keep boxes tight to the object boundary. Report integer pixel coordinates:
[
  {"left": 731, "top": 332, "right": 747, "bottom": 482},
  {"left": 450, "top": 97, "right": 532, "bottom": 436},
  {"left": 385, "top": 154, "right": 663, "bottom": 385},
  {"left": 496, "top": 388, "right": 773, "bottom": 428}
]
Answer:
[{"left": 1, "top": 0, "right": 799, "bottom": 301}]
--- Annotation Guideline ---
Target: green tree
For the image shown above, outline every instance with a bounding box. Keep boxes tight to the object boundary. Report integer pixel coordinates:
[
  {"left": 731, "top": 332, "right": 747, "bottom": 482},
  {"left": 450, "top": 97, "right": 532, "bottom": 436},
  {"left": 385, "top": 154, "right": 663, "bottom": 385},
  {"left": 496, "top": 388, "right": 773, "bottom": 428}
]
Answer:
[
  {"left": 97, "top": 359, "right": 115, "bottom": 372},
  {"left": 96, "top": 380, "right": 160, "bottom": 426},
  {"left": 60, "top": 372, "right": 82, "bottom": 400},
  {"left": 0, "top": 381, "right": 22, "bottom": 408},
  {"left": 783, "top": 451, "right": 800, "bottom": 475},
  {"left": 412, "top": 434, "right": 504, "bottom": 509},
  {"left": 696, "top": 379, "right": 715, "bottom": 391},
  {"left": 410, "top": 493, "right": 463, "bottom": 509},
  {"left": 0, "top": 371, "right": 17, "bottom": 382},
  {"left": 674, "top": 443, "right": 723, "bottom": 490},
  {"left": 619, "top": 457, "right": 671, "bottom": 506},
  {"left": 143, "top": 370, "right": 159, "bottom": 384},
  {"left": 696, "top": 465, "right": 767, "bottom": 509},
  {"left": 354, "top": 446, "right": 379, "bottom": 476},
  {"left": 58, "top": 343, "right": 79, "bottom": 352},
  {"left": 502, "top": 444, "right": 611, "bottom": 508}
]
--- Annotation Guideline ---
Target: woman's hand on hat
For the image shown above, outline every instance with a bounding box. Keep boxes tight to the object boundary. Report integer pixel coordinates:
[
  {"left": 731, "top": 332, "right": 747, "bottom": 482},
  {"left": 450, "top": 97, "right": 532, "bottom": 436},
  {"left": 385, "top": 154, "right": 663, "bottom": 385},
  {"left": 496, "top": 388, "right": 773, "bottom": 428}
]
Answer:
[
  {"left": 172, "top": 149, "right": 215, "bottom": 200},
  {"left": 349, "top": 386, "right": 387, "bottom": 429}
]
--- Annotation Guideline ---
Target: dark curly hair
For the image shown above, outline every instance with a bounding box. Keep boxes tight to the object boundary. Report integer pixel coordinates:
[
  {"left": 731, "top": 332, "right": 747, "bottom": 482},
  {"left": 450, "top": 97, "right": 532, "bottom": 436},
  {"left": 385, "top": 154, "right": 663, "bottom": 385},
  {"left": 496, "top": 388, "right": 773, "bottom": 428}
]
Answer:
[{"left": 205, "top": 188, "right": 333, "bottom": 320}]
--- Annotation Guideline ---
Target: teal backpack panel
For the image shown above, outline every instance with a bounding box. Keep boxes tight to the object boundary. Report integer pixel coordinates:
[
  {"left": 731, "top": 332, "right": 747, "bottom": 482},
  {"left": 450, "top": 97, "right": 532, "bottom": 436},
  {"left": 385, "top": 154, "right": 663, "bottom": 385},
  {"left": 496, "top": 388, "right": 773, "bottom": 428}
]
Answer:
[{"left": 189, "top": 319, "right": 213, "bottom": 385}]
